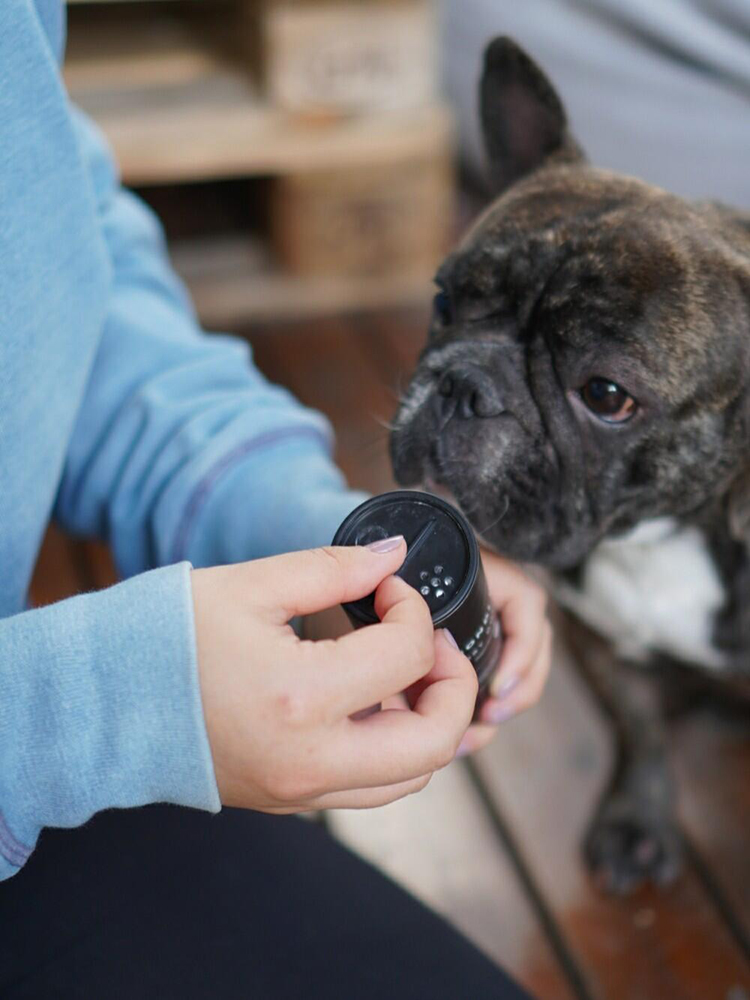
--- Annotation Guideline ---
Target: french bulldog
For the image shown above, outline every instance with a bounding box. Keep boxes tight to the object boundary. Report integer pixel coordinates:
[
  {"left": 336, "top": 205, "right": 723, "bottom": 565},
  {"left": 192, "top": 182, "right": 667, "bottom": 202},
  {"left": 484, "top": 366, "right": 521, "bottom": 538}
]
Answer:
[{"left": 390, "top": 37, "right": 750, "bottom": 893}]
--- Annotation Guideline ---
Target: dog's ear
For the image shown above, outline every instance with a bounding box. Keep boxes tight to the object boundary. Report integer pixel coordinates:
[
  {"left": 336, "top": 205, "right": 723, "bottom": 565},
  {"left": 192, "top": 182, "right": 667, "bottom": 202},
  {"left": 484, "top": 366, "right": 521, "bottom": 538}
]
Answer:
[{"left": 481, "top": 37, "right": 584, "bottom": 194}]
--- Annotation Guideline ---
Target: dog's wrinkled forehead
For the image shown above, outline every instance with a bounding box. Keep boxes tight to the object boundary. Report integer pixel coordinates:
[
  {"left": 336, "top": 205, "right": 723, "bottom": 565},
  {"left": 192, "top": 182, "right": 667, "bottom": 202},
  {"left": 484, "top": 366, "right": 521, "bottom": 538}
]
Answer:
[{"left": 441, "top": 168, "right": 747, "bottom": 409}]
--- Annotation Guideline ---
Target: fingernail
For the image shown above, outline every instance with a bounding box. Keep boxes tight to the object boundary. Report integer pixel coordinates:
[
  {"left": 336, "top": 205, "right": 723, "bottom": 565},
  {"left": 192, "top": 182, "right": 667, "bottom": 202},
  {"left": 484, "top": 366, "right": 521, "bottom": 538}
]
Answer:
[
  {"left": 366, "top": 535, "right": 404, "bottom": 553},
  {"left": 350, "top": 703, "right": 382, "bottom": 721},
  {"left": 442, "top": 629, "right": 459, "bottom": 650},
  {"left": 456, "top": 736, "right": 472, "bottom": 757},
  {"left": 493, "top": 673, "right": 519, "bottom": 699},
  {"left": 486, "top": 700, "right": 517, "bottom": 725}
]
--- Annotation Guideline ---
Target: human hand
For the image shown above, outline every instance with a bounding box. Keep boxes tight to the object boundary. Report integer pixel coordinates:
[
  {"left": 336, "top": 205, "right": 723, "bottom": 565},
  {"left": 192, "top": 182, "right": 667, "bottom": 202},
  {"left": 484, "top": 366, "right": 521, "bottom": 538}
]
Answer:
[
  {"left": 457, "top": 553, "right": 552, "bottom": 756},
  {"left": 191, "top": 539, "right": 477, "bottom": 813}
]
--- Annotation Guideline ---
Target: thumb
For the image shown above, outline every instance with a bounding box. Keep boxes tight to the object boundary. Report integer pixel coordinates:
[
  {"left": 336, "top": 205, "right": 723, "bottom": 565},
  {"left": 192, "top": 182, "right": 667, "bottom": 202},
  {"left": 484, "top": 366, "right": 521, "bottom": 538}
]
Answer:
[{"left": 250, "top": 537, "right": 407, "bottom": 620}]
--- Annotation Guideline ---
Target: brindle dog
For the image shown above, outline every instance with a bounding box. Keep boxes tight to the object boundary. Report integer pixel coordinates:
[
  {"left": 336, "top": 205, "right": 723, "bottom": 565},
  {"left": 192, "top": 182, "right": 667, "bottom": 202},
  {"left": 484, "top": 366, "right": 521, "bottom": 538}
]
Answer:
[{"left": 390, "top": 37, "right": 750, "bottom": 892}]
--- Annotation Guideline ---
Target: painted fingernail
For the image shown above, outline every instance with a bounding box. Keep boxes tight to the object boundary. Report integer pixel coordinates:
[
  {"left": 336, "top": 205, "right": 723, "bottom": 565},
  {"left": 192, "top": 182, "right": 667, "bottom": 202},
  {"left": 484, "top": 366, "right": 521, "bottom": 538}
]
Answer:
[
  {"left": 442, "top": 629, "right": 459, "bottom": 650},
  {"left": 486, "top": 700, "right": 517, "bottom": 725},
  {"left": 456, "top": 736, "right": 472, "bottom": 757},
  {"left": 366, "top": 535, "right": 404, "bottom": 553},
  {"left": 350, "top": 703, "right": 382, "bottom": 721},
  {"left": 494, "top": 673, "right": 520, "bottom": 698}
]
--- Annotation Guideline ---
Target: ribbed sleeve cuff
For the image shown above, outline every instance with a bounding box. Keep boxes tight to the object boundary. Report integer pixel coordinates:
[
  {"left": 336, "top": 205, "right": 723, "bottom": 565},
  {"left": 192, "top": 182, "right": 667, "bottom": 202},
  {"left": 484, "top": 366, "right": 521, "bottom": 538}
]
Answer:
[{"left": 0, "top": 562, "right": 220, "bottom": 879}]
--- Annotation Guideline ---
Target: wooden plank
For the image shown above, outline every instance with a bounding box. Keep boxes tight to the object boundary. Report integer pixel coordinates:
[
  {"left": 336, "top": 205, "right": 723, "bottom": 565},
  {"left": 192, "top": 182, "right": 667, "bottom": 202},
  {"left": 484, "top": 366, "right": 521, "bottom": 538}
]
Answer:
[
  {"left": 89, "top": 98, "right": 452, "bottom": 186},
  {"left": 671, "top": 712, "right": 750, "bottom": 940},
  {"left": 171, "top": 236, "right": 437, "bottom": 326},
  {"left": 356, "top": 310, "right": 432, "bottom": 411},
  {"left": 64, "top": 9, "right": 226, "bottom": 93},
  {"left": 472, "top": 630, "right": 750, "bottom": 999},
  {"left": 330, "top": 764, "right": 579, "bottom": 1000},
  {"left": 249, "top": 316, "right": 396, "bottom": 495},
  {"left": 30, "top": 528, "right": 120, "bottom": 606},
  {"left": 79, "top": 540, "right": 119, "bottom": 591},
  {"left": 66, "top": 1, "right": 177, "bottom": 4},
  {"left": 29, "top": 525, "right": 87, "bottom": 608}
]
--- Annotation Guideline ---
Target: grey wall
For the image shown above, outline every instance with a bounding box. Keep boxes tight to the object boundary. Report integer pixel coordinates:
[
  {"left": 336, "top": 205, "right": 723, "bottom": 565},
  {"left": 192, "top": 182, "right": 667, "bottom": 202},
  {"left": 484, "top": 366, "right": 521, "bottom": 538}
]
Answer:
[{"left": 441, "top": 0, "right": 750, "bottom": 207}]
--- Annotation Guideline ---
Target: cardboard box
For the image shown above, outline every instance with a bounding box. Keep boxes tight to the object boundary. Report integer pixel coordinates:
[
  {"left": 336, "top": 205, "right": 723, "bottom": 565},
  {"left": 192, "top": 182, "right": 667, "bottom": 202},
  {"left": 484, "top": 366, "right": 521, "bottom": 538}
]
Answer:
[
  {"left": 264, "top": 0, "right": 438, "bottom": 114},
  {"left": 272, "top": 141, "right": 453, "bottom": 280}
]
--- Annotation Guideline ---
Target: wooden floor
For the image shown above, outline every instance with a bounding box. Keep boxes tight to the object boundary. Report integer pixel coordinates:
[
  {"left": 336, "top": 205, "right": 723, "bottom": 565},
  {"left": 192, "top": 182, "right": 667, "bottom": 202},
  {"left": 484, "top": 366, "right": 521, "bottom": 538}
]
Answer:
[{"left": 32, "top": 310, "right": 750, "bottom": 1000}]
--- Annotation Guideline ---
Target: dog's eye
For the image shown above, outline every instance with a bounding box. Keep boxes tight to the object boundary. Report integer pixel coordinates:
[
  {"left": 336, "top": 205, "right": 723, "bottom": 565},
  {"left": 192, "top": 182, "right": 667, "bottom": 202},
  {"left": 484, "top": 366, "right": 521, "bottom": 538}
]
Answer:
[
  {"left": 433, "top": 287, "right": 453, "bottom": 326},
  {"left": 580, "top": 378, "right": 637, "bottom": 423}
]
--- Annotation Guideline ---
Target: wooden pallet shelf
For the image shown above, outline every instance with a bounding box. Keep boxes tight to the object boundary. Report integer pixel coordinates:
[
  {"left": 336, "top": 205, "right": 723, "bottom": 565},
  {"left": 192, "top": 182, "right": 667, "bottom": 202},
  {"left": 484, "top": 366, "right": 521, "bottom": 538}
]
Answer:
[
  {"left": 64, "top": 1, "right": 454, "bottom": 319},
  {"left": 64, "top": 1, "right": 450, "bottom": 186}
]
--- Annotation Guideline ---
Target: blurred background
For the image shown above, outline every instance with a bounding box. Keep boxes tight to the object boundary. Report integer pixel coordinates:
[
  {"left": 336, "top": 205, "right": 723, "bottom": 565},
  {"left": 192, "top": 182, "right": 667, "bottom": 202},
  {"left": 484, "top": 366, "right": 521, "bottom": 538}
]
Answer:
[
  {"left": 62, "top": 0, "right": 750, "bottom": 334},
  {"left": 64, "top": 0, "right": 454, "bottom": 328},
  {"left": 40, "top": 2, "right": 750, "bottom": 997},
  {"left": 446, "top": 0, "right": 750, "bottom": 207}
]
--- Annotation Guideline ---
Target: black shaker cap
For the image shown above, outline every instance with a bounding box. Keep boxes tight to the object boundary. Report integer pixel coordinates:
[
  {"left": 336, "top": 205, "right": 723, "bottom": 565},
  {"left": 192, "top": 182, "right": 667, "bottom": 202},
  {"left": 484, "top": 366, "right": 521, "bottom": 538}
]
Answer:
[{"left": 332, "top": 490, "right": 479, "bottom": 626}]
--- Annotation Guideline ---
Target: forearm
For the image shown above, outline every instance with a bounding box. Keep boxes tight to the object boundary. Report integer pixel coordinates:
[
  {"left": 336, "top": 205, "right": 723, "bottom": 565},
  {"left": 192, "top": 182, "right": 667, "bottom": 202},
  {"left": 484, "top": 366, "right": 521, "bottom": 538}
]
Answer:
[
  {"left": 172, "top": 432, "right": 369, "bottom": 568},
  {"left": 0, "top": 564, "right": 219, "bottom": 881},
  {"left": 56, "top": 108, "right": 363, "bottom": 573}
]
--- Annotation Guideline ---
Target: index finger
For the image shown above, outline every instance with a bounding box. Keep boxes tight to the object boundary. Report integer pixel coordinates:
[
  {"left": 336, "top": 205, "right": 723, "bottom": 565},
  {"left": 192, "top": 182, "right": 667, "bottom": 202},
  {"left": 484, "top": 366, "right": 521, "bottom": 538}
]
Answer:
[{"left": 246, "top": 540, "right": 407, "bottom": 620}]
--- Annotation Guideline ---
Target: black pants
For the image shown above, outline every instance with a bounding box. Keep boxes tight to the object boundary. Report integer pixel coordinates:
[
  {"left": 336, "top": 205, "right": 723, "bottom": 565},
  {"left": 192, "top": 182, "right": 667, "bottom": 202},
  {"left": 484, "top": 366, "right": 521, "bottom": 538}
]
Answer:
[{"left": 0, "top": 805, "right": 530, "bottom": 999}]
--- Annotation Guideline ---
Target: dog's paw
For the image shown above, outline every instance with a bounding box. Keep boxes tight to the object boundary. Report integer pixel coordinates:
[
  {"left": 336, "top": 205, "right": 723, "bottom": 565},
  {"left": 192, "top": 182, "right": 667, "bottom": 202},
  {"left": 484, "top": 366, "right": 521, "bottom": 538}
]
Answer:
[{"left": 584, "top": 804, "right": 683, "bottom": 894}]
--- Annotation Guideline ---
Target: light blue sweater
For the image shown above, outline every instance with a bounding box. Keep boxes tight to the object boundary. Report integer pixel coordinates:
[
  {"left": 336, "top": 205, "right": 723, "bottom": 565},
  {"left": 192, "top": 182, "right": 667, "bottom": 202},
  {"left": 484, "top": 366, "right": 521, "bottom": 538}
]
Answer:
[{"left": 0, "top": 0, "right": 366, "bottom": 880}]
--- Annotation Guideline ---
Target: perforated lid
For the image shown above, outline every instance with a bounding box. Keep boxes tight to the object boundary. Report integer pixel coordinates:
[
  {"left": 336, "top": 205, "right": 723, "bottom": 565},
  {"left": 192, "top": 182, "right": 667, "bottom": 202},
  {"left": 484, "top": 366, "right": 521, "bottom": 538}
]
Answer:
[{"left": 332, "top": 490, "right": 479, "bottom": 626}]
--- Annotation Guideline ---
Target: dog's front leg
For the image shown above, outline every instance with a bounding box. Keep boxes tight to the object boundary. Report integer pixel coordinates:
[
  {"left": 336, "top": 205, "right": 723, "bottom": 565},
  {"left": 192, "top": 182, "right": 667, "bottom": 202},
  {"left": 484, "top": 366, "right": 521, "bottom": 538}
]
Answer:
[{"left": 561, "top": 614, "right": 682, "bottom": 893}]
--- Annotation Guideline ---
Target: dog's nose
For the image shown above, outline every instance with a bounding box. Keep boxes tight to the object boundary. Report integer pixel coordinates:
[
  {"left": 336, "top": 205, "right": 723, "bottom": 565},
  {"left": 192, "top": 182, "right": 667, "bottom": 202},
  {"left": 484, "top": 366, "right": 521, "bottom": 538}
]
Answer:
[{"left": 435, "top": 367, "right": 503, "bottom": 421}]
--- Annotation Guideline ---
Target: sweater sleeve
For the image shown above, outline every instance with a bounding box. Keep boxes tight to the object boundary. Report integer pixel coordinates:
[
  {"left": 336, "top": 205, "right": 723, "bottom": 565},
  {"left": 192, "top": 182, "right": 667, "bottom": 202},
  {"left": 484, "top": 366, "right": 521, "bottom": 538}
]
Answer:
[
  {"left": 54, "top": 107, "right": 368, "bottom": 573},
  {"left": 0, "top": 562, "right": 220, "bottom": 881},
  {"left": 0, "top": 8, "right": 366, "bottom": 883}
]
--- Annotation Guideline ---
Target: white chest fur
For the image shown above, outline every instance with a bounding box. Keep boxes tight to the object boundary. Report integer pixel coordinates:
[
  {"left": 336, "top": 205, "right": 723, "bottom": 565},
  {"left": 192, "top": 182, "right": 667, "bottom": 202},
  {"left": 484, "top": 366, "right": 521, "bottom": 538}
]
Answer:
[{"left": 554, "top": 518, "right": 728, "bottom": 670}]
